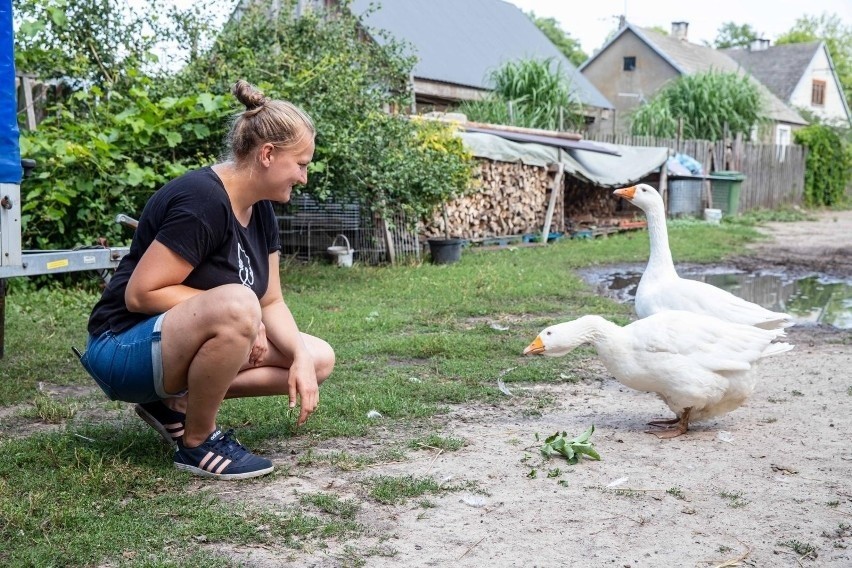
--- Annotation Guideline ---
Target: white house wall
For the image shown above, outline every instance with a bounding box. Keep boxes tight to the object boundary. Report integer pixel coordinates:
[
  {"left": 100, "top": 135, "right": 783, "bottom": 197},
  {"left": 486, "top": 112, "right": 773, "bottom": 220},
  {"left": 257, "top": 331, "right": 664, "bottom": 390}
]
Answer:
[{"left": 789, "top": 46, "right": 850, "bottom": 124}]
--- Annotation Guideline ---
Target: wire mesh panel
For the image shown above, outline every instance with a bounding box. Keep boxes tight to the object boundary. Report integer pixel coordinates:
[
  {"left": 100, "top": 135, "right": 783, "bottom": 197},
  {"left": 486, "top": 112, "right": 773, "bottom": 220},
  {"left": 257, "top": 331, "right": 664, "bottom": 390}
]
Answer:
[
  {"left": 667, "top": 178, "right": 705, "bottom": 218},
  {"left": 274, "top": 195, "right": 421, "bottom": 265}
]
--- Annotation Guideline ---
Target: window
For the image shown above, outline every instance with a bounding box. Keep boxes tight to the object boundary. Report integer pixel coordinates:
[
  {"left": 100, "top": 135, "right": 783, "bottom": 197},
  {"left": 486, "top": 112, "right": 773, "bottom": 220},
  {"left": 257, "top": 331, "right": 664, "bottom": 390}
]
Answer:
[
  {"left": 811, "top": 80, "right": 826, "bottom": 106},
  {"left": 623, "top": 56, "right": 636, "bottom": 71},
  {"left": 776, "top": 125, "right": 791, "bottom": 162}
]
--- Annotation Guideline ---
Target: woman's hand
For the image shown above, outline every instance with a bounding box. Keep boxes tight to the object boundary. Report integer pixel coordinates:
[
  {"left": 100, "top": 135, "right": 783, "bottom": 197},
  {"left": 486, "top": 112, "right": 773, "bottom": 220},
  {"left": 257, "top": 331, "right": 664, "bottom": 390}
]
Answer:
[
  {"left": 288, "top": 357, "right": 319, "bottom": 426},
  {"left": 248, "top": 322, "right": 268, "bottom": 367}
]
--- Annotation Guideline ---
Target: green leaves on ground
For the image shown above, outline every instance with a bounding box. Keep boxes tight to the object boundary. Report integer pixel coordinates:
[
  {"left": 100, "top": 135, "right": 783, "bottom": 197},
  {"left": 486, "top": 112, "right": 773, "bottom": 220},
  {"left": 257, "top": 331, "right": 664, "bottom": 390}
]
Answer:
[{"left": 539, "top": 425, "right": 601, "bottom": 464}]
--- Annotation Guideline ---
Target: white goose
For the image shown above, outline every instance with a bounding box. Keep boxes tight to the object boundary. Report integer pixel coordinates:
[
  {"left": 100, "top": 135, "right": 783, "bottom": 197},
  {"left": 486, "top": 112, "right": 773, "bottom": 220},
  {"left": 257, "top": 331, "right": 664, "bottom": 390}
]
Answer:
[
  {"left": 523, "top": 312, "right": 793, "bottom": 438},
  {"left": 614, "top": 184, "right": 793, "bottom": 330}
]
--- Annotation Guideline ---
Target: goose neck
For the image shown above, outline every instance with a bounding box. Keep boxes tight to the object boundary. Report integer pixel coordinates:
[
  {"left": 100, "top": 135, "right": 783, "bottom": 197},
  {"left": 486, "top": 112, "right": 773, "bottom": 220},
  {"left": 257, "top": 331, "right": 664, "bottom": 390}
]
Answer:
[{"left": 645, "top": 207, "right": 675, "bottom": 272}]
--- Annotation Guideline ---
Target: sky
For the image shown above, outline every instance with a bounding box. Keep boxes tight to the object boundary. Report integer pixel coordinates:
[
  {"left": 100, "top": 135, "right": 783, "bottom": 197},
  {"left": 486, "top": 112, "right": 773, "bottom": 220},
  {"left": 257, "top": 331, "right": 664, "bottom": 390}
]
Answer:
[{"left": 506, "top": 0, "right": 852, "bottom": 54}]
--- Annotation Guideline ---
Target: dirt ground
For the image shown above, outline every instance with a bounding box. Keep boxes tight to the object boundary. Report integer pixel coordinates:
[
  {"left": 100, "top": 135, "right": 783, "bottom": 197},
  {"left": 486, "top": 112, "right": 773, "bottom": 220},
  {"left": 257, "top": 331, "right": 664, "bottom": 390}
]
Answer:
[{"left": 204, "top": 210, "right": 852, "bottom": 567}]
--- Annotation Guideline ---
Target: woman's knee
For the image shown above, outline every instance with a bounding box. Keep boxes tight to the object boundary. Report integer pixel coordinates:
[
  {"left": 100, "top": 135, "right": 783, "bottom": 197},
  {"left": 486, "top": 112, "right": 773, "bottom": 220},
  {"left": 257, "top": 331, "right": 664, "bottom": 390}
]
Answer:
[
  {"left": 210, "top": 284, "right": 262, "bottom": 336},
  {"left": 313, "top": 338, "right": 335, "bottom": 383}
]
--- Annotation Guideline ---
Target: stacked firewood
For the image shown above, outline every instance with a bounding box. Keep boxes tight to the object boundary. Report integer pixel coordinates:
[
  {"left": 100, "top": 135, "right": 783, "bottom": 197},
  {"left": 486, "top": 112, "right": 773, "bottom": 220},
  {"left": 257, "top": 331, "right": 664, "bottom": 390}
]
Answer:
[{"left": 421, "top": 160, "right": 556, "bottom": 240}]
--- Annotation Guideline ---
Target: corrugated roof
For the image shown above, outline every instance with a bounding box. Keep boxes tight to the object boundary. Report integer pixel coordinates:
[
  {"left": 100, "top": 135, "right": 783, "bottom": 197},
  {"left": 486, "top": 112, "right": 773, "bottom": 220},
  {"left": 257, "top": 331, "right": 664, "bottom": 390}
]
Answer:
[
  {"left": 350, "top": 0, "right": 613, "bottom": 109},
  {"left": 723, "top": 42, "right": 822, "bottom": 102}
]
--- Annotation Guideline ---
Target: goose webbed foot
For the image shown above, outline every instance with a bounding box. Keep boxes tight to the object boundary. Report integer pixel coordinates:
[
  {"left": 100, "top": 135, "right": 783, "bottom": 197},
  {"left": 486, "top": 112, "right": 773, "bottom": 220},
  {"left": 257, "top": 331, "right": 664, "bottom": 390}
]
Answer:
[{"left": 645, "top": 407, "right": 691, "bottom": 439}]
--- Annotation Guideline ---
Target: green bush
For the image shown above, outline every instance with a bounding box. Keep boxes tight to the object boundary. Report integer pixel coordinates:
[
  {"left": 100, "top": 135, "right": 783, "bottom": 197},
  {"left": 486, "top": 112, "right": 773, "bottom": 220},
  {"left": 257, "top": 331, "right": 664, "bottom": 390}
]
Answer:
[
  {"left": 19, "top": 88, "right": 232, "bottom": 249},
  {"left": 794, "top": 124, "right": 852, "bottom": 206}
]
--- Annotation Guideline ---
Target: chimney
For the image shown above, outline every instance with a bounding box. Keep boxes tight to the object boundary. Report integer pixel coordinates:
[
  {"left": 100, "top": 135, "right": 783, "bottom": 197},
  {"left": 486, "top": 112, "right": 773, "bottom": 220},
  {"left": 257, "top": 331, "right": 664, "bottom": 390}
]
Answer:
[
  {"left": 671, "top": 21, "right": 689, "bottom": 41},
  {"left": 749, "top": 38, "right": 770, "bottom": 51}
]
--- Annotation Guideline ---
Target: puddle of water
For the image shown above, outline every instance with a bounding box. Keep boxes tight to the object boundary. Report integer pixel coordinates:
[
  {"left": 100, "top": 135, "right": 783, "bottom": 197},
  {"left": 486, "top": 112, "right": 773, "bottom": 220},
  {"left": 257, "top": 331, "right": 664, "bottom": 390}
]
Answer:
[{"left": 585, "top": 266, "right": 852, "bottom": 329}]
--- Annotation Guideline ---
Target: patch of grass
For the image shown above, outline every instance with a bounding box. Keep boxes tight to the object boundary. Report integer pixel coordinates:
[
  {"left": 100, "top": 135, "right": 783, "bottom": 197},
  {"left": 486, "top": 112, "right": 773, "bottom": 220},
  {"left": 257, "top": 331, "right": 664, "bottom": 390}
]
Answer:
[
  {"left": 19, "top": 394, "right": 79, "bottom": 423},
  {"left": 299, "top": 492, "right": 360, "bottom": 520},
  {"left": 408, "top": 433, "right": 466, "bottom": 452},
  {"left": 296, "top": 447, "right": 407, "bottom": 471},
  {"left": 364, "top": 474, "right": 456, "bottom": 505},
  {"left": 720, "top": 490, "right": 749, "bottom": 508},
  {"left": 588, "top": 486, "right": 645, "bottom": 499},
  {"left": 777, "top": 539, "right": 818, "bottom": 559},
  {"left": 666, "top": 487, "right": 686, "bottom": 500},
  {"left": 726, "top": 207, "right": 814, "bottom": 225},
  {"left": 0, "top": 427, "right": 348, "bottom": 566}
]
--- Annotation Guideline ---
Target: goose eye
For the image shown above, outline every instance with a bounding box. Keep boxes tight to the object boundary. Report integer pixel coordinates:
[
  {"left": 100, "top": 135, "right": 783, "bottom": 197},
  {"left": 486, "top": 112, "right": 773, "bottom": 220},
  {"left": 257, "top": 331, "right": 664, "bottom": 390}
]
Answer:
[{"left": 545, "top": 331, "right": 551, "bottom": 336}]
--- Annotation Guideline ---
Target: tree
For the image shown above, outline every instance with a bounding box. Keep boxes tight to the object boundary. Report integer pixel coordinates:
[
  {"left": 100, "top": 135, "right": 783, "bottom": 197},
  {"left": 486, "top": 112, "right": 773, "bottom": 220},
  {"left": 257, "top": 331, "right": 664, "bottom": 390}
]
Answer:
[
  {"left": 527, "top": 12, "right": 587, "bottom": 67},
  {"left": 775, "top": 13, "right": 852, "bottom": 109},
  {"left": 456, "top": 58, "right": 584, "bottom": 131},
  {"left": 630, "top": 71, "right": 765, "bottom": 140},
  {"left": 712, "top": 22, "right": 759, "bottom": 49},
  {"left": 14, "top": 0, "right": 475, "bottom": 248},
  {"left": 13, "top": 0, "right": 157, "bottom": 89}
]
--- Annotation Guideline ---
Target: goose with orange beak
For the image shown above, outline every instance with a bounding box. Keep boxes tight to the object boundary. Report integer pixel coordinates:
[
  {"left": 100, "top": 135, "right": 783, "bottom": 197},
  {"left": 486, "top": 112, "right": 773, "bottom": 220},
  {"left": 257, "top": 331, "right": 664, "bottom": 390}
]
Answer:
[
  {"left": 523, "top": 311, "right": 792, "bottom": 438},
  {"left": 613, "top": 184, "right": 793, "bottom": 330}
]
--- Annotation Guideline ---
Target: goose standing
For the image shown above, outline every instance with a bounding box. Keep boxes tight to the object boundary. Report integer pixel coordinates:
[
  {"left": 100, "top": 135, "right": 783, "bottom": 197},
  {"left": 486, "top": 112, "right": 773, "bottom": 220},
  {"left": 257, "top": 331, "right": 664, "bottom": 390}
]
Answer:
[
  {"left": 523, "top": 312, "right": 793, "bottom": 438},
  {"left": 614, "top": 184, "right": 793, "bottom": 330}
]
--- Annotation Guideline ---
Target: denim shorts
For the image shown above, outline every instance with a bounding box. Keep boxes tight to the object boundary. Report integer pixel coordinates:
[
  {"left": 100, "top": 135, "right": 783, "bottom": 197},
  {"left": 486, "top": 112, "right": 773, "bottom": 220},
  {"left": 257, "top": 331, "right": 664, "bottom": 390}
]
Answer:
[{"left": 80, "top": 314, "right": 169, "bottom": 404}]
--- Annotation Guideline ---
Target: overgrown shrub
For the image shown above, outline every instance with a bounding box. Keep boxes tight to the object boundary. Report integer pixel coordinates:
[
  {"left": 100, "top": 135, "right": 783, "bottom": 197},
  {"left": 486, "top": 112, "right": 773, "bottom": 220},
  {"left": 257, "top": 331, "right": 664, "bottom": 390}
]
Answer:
[
  {"left": 794, "top": 124, "right": 852, "bottom": 206},
  {"left": 19, "top": 88, "right": 233, "bottom": 249}
]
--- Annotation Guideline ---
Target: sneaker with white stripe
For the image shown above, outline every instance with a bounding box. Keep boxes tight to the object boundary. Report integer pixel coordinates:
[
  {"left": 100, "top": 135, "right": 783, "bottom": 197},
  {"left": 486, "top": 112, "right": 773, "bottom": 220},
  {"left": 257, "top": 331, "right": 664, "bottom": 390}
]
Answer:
[
  {"left": 135, "top": 401, "right": 185, "bottom": 446},
  {"left": 174, "top": 429, "right": 274, "bottom": 480}
]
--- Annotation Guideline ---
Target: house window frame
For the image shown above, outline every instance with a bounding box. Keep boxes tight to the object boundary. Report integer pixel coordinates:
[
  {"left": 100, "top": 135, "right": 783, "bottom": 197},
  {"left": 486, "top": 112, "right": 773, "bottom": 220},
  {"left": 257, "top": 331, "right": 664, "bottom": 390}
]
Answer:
[
  {"left": 776, "top": 125, "right": 791, "bottom": 162},
  {"left": 623, "top": 56, "right": 636, "bottom": 71},
  {"left": 811, "top": 79, "right": 826, "bottom": 106}
]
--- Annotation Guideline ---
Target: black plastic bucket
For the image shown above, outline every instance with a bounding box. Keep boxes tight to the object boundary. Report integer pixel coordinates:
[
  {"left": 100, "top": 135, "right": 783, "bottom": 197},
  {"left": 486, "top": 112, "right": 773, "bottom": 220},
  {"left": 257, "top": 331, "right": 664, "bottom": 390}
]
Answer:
[{"left": 427, "top": 238, "right": 463, "bottom": 265}]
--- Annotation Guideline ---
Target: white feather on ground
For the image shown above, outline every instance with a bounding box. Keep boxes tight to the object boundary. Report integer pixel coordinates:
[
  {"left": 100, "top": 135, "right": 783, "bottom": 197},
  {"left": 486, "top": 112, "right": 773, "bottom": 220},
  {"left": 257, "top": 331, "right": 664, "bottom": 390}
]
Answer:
[
  {"left": 523, "top": 311, "right": 793, "bottom": 438},
  {"left": 614, "top": 184, "right": 794, "bottom": 330}
]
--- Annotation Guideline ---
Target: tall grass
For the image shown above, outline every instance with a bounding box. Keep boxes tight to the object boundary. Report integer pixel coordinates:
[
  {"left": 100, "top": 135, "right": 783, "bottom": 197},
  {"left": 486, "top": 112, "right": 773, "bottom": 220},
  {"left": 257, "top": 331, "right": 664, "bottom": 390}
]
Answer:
[
  {"left": 631, "top": 71, "right": 765, "bottom": 140},
  {"left": 458, "top": 58, "right": 583, "bottom": 131}
]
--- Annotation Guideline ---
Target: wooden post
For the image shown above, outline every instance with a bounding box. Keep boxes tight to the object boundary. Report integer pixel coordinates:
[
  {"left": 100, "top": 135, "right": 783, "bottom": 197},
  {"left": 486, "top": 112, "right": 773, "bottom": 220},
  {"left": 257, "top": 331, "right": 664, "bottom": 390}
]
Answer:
[
  {"left": 381, "top": 217, "right": 396, "bottom": 266},
  {"left": 540, "top": 159, "right": 564, "bottom": 244},
  {"left": 659, "top": 159, "right": 669, "bottom": 212}
]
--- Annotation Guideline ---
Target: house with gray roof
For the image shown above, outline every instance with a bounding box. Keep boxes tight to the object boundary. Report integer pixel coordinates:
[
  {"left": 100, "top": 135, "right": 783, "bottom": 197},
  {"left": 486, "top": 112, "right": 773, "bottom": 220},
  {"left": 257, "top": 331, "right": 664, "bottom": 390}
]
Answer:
[
  {"left": 724, "top": 41, "right": 851, "bottom": 127},
  {"left": 579, "top": 21, "right": 807, "bottom": 143},
  {"left": 349, "top": 0, "right": 613, "bottom": 119}
]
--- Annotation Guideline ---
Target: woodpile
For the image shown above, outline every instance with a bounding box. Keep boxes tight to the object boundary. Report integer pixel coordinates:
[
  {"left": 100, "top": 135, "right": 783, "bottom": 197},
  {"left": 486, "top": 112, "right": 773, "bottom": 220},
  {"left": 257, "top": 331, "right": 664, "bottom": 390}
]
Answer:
[{"left": 421, "top": 160, "right": 558, "bottom": 240}]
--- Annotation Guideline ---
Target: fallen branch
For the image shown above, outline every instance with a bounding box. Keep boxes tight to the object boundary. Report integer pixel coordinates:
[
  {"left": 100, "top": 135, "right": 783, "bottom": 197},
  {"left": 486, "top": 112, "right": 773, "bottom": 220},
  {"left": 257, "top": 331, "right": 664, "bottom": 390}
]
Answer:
[{"left": 458, "top": 536, "right": 486, "bottom": 560}]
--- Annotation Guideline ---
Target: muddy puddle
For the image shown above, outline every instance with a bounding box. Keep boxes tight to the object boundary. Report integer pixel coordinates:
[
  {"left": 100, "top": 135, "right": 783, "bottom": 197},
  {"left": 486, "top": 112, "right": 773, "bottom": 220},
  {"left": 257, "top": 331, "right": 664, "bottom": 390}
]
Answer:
[{"left": 579, "top": 264, "right": 852, "bottom": 329}]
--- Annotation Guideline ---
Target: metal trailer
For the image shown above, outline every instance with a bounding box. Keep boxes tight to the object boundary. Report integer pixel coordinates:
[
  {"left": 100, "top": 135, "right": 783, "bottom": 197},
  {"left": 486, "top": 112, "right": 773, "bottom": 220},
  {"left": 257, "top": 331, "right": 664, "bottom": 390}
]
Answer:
[{"left": 0, "top": 0, "right": 129, "bottom": 357}]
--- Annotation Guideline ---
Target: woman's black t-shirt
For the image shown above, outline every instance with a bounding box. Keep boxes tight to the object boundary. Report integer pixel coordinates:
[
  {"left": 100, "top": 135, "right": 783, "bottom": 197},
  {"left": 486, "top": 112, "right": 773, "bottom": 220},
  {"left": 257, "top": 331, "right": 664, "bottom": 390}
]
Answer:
[{"left": 88, "top": 167, "right": 281, "bottom": 336}]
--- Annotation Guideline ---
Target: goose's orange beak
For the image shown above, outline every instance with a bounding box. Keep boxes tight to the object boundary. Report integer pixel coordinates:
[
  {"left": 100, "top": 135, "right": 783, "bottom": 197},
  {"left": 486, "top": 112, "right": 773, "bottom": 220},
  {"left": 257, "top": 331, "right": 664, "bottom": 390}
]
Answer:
[
  {"left": 523, "top": 336, "right": 545, "bottom": 356},
  {"left": 614, "top": 186, "right": 636, "bottom": 201}
]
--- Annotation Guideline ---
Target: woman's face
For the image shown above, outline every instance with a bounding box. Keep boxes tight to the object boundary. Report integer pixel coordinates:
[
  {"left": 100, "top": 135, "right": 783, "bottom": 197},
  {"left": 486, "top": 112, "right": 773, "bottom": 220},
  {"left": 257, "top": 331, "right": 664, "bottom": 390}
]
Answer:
[{"left": 262, "top": 135, "right": 315, "bottom": 203}]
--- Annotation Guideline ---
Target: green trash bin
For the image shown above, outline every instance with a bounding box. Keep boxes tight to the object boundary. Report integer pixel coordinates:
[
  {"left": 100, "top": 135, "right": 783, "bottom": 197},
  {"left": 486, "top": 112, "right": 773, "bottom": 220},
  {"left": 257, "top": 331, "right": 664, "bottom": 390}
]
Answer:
[{"left": 709, "top": 171, "right": 746, "bottom": 216}]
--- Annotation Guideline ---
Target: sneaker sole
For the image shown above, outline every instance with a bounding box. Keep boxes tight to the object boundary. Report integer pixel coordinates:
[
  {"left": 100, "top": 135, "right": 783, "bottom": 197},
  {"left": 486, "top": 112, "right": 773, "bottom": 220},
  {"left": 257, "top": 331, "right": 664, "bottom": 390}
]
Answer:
[
  {"left": 174, "top": 462, "right": 274, "bottom": 480},
  {"left": 134, "top": 404, "right": 182, "bottom": 447}
]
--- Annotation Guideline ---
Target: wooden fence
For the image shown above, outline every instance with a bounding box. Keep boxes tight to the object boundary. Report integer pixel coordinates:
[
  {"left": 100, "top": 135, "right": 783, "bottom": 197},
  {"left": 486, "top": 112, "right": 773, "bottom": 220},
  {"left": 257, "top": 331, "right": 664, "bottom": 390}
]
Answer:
[{"left": 585, "top": 133, "right": 807, "bottom": 211}]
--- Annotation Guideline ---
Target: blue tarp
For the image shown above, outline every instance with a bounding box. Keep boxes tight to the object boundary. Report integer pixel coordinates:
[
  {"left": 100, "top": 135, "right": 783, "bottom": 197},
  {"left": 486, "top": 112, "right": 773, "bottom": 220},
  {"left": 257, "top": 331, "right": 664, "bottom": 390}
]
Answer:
[{"left": 1, "top": 0, "right": 22, "bottom": 184}]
